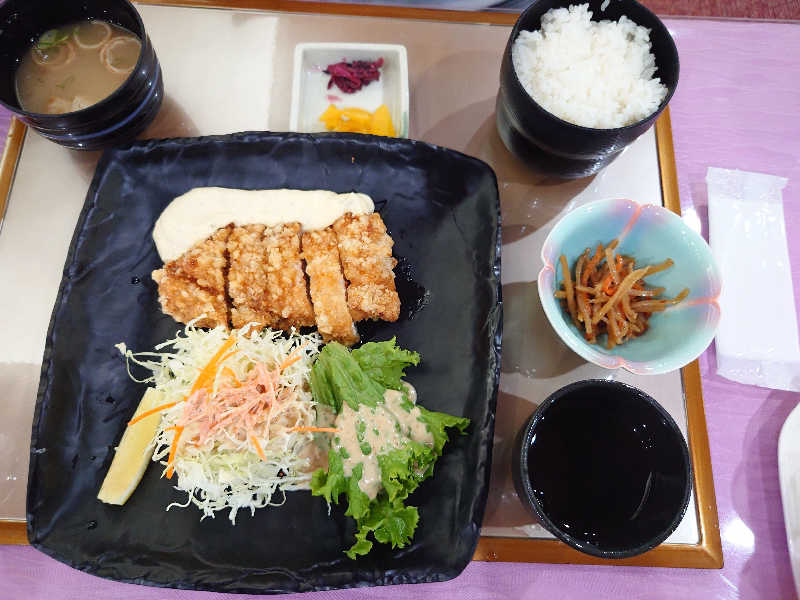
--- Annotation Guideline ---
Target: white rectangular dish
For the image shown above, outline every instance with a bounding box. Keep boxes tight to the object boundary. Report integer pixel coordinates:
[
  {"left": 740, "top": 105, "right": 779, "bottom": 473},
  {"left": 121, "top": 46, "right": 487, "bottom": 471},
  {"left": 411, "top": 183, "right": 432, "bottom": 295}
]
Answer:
[
  {"left": 289, "top": 42, "right": 409, "bottom": 137},
  {"left": 779, "top": 402, "right": 800, "bottom": 597}
]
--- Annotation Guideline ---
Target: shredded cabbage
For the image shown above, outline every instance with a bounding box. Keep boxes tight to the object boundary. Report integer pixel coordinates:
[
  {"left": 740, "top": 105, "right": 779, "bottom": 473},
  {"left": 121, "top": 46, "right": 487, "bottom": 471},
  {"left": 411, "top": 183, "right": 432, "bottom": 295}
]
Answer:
[{"left": 119, "top": 320, "right": 324, "bottom": 523}]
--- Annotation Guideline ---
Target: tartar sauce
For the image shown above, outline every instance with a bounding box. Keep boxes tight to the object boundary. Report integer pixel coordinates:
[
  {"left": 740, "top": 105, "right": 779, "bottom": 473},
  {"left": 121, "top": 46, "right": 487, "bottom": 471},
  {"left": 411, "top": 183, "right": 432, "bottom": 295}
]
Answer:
[{"left": 153, "top": 187, "right": 374, "bottom": 262}]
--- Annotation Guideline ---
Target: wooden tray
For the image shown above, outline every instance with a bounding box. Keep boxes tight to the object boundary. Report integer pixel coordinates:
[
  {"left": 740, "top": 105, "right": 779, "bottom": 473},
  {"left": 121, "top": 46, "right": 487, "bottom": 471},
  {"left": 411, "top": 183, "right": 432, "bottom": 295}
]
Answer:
[{"left": 0, "top": 0, "right": 721, "bottom": 569}]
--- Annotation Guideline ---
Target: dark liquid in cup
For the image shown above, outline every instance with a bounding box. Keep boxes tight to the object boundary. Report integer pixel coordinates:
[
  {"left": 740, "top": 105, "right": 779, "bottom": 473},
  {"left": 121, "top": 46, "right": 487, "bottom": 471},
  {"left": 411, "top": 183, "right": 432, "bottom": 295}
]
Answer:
[{"left": 527, "top": 383, "right": 687, "bottom": 552}]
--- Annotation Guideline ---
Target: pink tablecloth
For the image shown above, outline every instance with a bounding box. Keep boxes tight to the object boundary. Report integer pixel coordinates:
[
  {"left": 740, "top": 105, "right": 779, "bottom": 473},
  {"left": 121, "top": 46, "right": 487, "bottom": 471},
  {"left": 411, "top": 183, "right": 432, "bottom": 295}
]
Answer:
[{"left": 2, "top": 17, "right": 800, "bottom": 600}]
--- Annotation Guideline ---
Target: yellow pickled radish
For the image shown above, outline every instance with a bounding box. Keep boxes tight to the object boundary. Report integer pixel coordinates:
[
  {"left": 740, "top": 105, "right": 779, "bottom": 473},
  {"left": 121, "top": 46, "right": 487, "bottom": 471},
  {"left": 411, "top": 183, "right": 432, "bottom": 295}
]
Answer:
[
  {"left": 340, "top": 107, "right": 372, "bottom": 128},
  {"left": 97, "top": 388, "right": 165, "bottom": 505},
  {"left": 319, "top": 104, "right": 341, "bottom": 128},
  {"left": 370, "top": 105, "right": 396, "bottom": 137},
  {"left": 334, "top": 120, "right": 358, "bottom": 133},
  {"left": 317, "top": 103, "right": 396, "bottom": 136}
]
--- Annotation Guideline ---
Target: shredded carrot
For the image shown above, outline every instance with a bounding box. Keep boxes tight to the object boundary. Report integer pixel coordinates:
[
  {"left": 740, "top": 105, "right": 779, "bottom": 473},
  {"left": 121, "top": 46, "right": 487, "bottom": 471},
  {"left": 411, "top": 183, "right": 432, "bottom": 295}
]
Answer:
[
  {"left": 128, "top": 339, "right": 237, "bottom": 427},
  {"left": 593, "top": 267, "right": 651, "bottom": 324},
  {"left": 128, "top": 400, "right": 179, "bottom": 426},
  {"left": 221, "top": 366, "right": 241, "bottom": 388},
  {"left": 601, "top": 274, "right": 616, "bottom": 296},
  {"left": 189, "top": 335, "right": 237, "bottom": 396},
  {"left": 159, "top": 334, "right": 322, "bottom": 479},
  {"left": 279, "top": 353, "right": 304, "bottom": 372},
  {"left": 165, "top": 335, "right": 237, "bottom": 477},
  {"left": 279, "top": 343, "right": 309, "bottom": 372},
  {"left": 287, "top": 426, "right": 339, "bottom": 433},
  {"left": 166, "top": 425, "right": 184, "bottom": 479},
  {"left": 216, "top": 351, "right": 237, "bottom": 366},
  {"left": 250, "top": 435, "right": 267, "bottom": 461}
]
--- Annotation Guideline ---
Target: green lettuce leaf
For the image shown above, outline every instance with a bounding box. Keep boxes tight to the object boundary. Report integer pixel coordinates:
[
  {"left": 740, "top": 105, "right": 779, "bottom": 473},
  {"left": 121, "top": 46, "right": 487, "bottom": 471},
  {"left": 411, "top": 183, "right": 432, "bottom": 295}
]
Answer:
[
  {"left": 310, "top": 342, "right": 384, "bottom": 413},
  {"left": 310, "top": 447, "right": 348, "bottom": 505},
  {"left": 344, "top": 463, "right": 371, "bottom": 520},
  {"left": 352, "top": 338, "right": 420, "bottom": 391},
  {"left": 417, "top": 405, "right": 471, "bottom": 455},
  {"left": 347, "top": 497, "right": 420, "bottom": 559},
  {"left": 310, "top": 449, "right": 421, "bottom": 559},
  {"left": 377, "top": 441, "right": 436, "bottom": 502},
  {"left": 311, "top": 450, "right": 371, "bottom": 518},
  {"left": 309, "top": 339, "right": 470, "bottom": 559}
]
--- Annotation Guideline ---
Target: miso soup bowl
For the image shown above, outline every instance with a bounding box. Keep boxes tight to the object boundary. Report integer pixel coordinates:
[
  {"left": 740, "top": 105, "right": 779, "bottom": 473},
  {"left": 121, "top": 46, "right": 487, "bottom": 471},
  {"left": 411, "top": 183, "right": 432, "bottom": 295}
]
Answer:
[
  {"left": 497, "top": 0, "right": 679, "bottom": 179},
  {"left": 0, "top": 0, "right": 163, "bottom": 150}
]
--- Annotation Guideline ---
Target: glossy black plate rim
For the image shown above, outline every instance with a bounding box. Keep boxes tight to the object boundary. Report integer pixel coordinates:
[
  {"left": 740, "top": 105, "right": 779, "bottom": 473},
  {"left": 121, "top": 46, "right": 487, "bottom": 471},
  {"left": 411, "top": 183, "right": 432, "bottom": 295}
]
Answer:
[{"left": 26, "top": 130, "right": 503, "bottom": 594}]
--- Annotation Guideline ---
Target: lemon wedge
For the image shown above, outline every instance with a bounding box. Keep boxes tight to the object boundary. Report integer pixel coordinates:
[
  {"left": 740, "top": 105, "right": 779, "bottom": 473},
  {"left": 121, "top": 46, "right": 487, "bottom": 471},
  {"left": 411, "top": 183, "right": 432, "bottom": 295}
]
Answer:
[{"left": 97, "top": 388, "right": 165, "bottom": 505}]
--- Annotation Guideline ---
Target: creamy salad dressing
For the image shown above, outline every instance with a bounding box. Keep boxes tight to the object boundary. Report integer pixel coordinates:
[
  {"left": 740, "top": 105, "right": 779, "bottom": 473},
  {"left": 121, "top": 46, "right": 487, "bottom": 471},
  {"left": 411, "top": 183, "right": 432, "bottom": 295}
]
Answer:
[
  {"left": 333, "top": 385, "right": 433, "bottom": 499},
  {"left": 297, "top": 440, "right": 329, "bottom": 473},
  {"left": 153, "top": 187, "right": 375, "bottom": 262}
]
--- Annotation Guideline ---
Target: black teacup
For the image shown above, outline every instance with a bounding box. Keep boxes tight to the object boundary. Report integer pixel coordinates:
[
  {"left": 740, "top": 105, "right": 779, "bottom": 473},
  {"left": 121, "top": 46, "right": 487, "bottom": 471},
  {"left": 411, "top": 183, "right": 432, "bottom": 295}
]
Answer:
[{"left": 513, "top": 379, "right": 691, "bottom": 558}]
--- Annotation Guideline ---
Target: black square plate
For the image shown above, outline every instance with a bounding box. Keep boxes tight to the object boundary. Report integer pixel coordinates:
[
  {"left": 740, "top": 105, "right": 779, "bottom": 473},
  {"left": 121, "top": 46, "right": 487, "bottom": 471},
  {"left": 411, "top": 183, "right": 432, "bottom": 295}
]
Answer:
[{"left": 27, "top": 132, "right": 501, "bottom": 594}]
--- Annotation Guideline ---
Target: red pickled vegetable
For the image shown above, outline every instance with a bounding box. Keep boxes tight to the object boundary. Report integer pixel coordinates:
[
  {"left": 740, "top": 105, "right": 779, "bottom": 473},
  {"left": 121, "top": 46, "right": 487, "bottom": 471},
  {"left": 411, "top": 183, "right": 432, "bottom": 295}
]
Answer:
[{"left": 324, "top": 57, "right": 383, "bottom": 94}]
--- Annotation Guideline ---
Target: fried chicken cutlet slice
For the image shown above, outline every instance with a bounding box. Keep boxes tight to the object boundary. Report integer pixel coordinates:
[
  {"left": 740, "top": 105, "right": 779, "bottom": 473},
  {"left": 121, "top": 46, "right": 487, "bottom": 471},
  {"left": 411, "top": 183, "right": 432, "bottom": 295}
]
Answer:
[
  {"left": 332, "top": 213, "right": 400, "bottom": 322},
  {"left": 227, "top": 224, "right": 274, "bottom": 329},
  {"left": 227, "top": 223, "right": 314, "bottom": 331},
  {"left": 151, "top": 226, "right": 230, "bottom": 329},
  {"left": 301, "top": 228, "right": 359, "bottom": 346},
  {"left": 263, "top": 223, "right": 315, "bottom": 329}
]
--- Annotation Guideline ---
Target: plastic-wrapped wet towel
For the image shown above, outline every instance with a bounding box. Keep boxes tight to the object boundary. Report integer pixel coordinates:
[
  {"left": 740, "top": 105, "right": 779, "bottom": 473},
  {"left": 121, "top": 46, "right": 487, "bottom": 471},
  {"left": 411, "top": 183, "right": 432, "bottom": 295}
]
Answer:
[{"left": 707, "top": 167, "right": 800, "bottom": 391}]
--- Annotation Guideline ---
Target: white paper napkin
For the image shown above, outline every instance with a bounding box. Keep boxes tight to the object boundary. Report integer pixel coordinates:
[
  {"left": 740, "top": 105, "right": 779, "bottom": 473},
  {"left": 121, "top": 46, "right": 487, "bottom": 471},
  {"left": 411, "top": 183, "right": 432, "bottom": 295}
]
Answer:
[{"left": 707, "top": 167, "right": 800, "bottom": 391}]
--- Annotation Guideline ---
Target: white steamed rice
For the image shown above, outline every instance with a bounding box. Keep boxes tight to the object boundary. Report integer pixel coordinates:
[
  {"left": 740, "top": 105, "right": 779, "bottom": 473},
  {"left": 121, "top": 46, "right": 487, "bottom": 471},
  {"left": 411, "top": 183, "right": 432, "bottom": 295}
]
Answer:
[{"left": 511, "top": 4, "right": 668, "bottom": 129}]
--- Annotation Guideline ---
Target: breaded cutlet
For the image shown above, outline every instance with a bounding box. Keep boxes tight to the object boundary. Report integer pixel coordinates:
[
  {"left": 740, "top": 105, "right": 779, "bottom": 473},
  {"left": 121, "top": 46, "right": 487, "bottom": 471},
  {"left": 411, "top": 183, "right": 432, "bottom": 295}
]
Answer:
[
  {"left": 227, "top": 224, "right": 276, "bottom": 330},
  {"left": 301, "top": 228, "right": 359, "bottom": 346},
  {"left": 332, "top": 213, "right": 400, "bottom": 322},
  {"left": 263, "top": 223, "right": 315, "bottom": 329},
  {"left": 151, "top": 226, "right": 230, "bottom": 329}
]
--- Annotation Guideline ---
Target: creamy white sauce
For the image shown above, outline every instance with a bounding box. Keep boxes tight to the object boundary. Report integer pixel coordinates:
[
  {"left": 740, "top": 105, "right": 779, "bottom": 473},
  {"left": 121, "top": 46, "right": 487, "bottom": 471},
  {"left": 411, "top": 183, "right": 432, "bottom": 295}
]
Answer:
[
  {"left": 333, "top": 385, "right": 433, "bottom": 500},
  {"left": 153, "top": 187, "right": 375, "bottom": 262}
]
